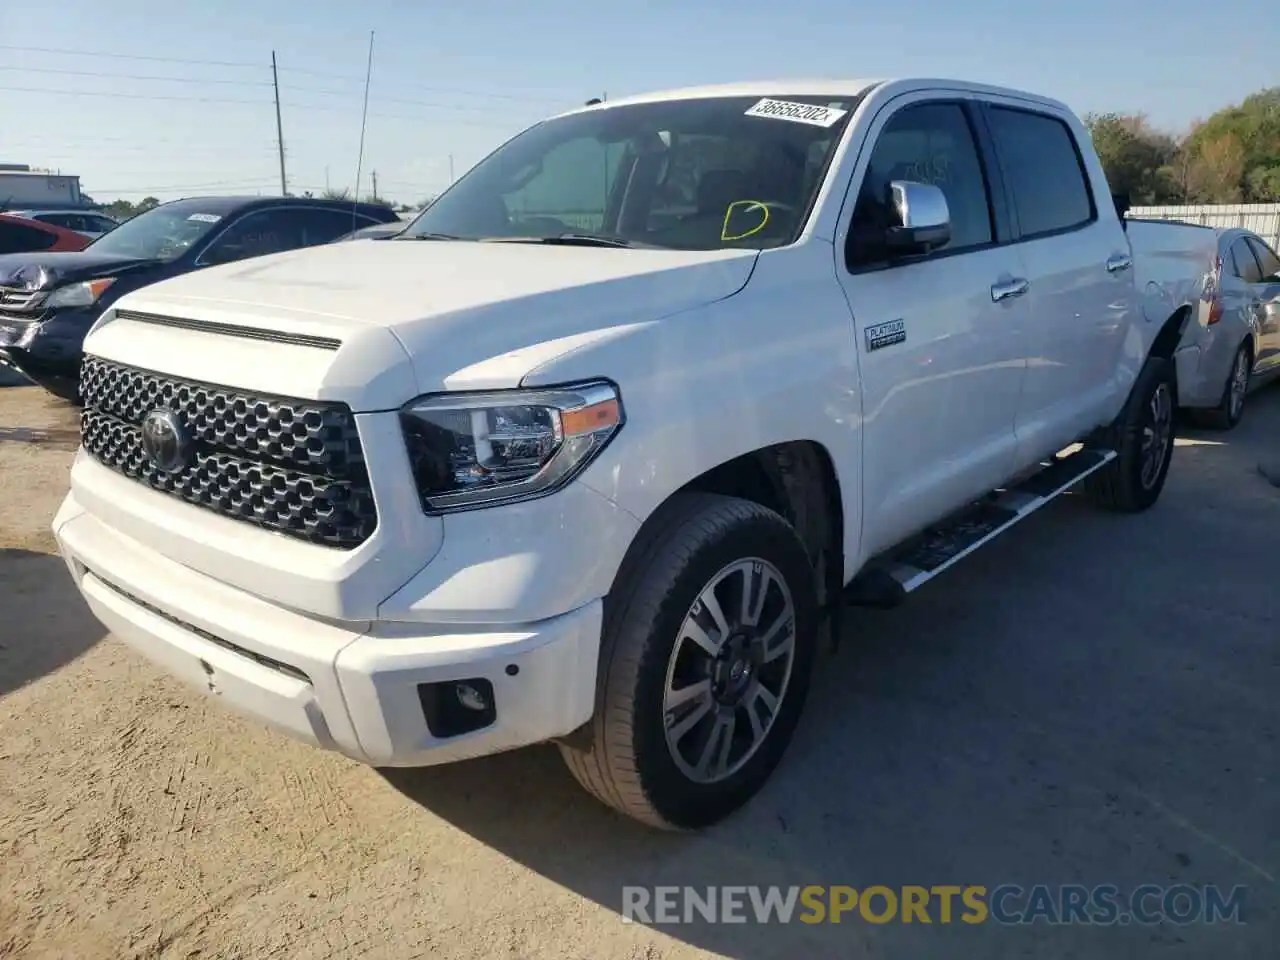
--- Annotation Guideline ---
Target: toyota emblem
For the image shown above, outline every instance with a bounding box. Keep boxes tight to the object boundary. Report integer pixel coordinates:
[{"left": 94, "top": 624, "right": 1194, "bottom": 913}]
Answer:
[{"left": 140, "top": 408, "right": 192, "bottom": 473}]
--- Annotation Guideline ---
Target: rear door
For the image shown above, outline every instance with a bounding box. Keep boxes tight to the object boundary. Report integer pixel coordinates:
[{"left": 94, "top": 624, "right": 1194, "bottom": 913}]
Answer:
[
  {"left": 833, "top": 95, "right": 1031, "bottom": 555},
  {"left": 196, "top": 208, "right": 307, "bottom": 266},
  {"left": 979, "top": 102, "right": 1137, "bottom": 463},
  {"left": 1220, "top": 235, "right": 1264, "bottom": 370},
  {"left": 1243, "top": 236, "right": 1280, "bottom": 372},
  {"left": 290, "top": 207, "right": 382, "bottom": 247}
]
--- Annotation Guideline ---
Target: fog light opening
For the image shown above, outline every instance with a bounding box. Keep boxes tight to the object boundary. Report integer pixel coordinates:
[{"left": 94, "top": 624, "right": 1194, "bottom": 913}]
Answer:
[{"left": 417, "top": 677, "right": 497, "bottom": 739}]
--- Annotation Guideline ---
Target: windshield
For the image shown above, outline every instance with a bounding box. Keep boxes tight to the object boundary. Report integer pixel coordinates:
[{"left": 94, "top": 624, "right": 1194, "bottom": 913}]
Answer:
[
  {"left": 86, "top": 200, "right": 229, "bottom": 262},
  {"left": 402, "top": 94, "right": 862, "bottom": 251}
]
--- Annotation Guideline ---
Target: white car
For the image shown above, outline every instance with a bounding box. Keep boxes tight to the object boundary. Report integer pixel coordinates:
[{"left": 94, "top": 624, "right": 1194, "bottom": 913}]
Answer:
[{"left": 52, "top": 78, "right": 1219, "bottom": 830}]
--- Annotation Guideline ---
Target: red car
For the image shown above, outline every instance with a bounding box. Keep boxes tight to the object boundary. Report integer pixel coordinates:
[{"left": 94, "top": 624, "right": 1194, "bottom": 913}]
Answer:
[{"left": 0, "top": 213, "right": 92, "bottom": 254}]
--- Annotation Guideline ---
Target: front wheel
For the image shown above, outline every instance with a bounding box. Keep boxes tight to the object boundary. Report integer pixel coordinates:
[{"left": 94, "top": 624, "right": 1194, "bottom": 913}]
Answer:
[
  {"left": 1085, "top": 355, "right": 1177, "bottom": 512},
  {"left": 559, "top": 493, "right": 818, "bottom": 830}
]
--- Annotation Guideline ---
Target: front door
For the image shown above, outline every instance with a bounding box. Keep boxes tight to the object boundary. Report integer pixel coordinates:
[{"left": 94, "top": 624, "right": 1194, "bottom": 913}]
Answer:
[{"left": 834, "top": 97, "right": 1031, "bottom": 556}]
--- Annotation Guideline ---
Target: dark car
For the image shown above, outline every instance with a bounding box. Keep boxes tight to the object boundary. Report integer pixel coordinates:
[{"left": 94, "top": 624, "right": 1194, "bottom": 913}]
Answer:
[
  {"left": 334, "top": 221, "right": 406, "bottom": 241},
  {"left": 0, "top": 195, "right": 398, "bottom": 400}
]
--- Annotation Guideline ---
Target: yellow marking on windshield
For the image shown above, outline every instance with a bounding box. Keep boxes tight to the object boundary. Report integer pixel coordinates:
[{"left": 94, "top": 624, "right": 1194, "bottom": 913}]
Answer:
[{"left": 721, "top": 200, "right": 770, "bottom": 242}]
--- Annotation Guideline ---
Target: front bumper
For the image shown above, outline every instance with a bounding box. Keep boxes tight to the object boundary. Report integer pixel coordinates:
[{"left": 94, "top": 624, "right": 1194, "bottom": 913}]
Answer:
[
  {"left": 0, "top": 307, "right": 94, "bottom": 393},
  {"left": 1175, "top": 319, "right": 1249, "bottom": 409},
  {"left": 52, "top": 492, "right": 603, "bottom": 767}
]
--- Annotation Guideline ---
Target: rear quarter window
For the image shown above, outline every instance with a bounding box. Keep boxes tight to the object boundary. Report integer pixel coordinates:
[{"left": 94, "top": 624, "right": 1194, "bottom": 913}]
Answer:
[
  {"left": 0, "top": 221, "right": 58, "bottom": 253},
  {"left": 986, "top": 106, "right": 1096, "bottom": 239},
  {"left": 1246, "top": 237, "right": 1280, "bottom": 282},
  {"left": 1226, "top": 239, "right": 1259, "bottom": 281}
]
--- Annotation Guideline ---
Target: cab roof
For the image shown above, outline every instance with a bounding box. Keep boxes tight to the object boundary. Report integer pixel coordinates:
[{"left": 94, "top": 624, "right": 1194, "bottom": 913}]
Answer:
[{"left": 557, "top": 77, "right": 1074, "bottom": 120}]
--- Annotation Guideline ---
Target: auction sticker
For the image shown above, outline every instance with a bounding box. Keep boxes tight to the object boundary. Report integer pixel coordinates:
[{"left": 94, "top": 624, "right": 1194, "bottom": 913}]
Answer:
[{"left": 744, "top": 98, "right": 847, "bottom": 127}]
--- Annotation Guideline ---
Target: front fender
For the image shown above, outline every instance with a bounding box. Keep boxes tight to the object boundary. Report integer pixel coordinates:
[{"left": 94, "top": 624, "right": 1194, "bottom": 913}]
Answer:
[{"left": 522, "top": 242, "right": 865, "bottom": 581}]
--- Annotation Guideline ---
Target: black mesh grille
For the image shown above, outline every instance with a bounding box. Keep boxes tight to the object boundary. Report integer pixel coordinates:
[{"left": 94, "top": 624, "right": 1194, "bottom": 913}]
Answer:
[{"left": 79, "top": 355, "right": 378, "bottom": 549}]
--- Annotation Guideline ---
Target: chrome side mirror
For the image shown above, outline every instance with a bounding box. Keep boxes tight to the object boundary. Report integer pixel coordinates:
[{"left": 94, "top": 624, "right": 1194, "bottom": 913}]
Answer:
[{"left": 886, "top": 180, "right": 951, "bottom": 254}]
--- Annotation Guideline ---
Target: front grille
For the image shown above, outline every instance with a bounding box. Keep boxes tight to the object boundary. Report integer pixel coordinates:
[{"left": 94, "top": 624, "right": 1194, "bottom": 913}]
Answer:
[
  {"left": 0, "top": 285, "right": 45, "bottom": 312},
  {"left": 79, "top": 355, "right": 378, "bottom": 549}
]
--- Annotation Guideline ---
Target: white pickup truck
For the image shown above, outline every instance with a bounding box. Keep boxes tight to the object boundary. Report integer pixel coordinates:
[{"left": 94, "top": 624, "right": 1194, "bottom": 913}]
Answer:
[{"left": 53, "top": 78, "right": 1218, "bottom": 830}]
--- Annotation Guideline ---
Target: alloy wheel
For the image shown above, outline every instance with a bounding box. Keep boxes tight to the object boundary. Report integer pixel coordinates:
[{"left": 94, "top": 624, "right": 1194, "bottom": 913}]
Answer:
[{"left": 662, "top": 558, "right": 796, "bottom": 784}]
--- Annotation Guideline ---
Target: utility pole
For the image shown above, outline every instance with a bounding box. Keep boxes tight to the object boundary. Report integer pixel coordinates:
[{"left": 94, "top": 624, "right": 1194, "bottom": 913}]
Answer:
[
  {"left": 324, "top": 166, "right": 330, "bottom": 193},
  {"left": 449, "top": 154, "right": 455, "bottom": 184},
  {"left": 271, "top": 51, "right": 287, "bottom": 195},
  {"left": 371, "top": 169, "right": 378, "bottom": 199}
]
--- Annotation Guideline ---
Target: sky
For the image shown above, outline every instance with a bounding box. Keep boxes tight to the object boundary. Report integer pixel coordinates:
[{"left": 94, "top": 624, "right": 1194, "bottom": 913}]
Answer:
[{"left": 2, "top": 0, "right": 1277, "bottom": 207}]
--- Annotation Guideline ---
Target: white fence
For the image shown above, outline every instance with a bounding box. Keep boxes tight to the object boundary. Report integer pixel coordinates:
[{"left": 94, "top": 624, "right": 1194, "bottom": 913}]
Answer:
[{"left": 1127, "top": 203, "right": 1280, "bottom": 248}]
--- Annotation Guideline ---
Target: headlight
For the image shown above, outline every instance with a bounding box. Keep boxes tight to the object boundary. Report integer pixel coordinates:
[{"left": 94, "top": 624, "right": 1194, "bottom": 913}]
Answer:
[
  {"left": 44, "top": 278, "right": 115, "bottom": 309},
  {"left": 400, "top": 381, "right": 623, "bottom": 512}
]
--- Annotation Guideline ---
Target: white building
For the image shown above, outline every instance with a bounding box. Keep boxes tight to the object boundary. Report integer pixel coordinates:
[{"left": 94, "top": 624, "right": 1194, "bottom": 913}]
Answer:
[{"left": 0, "top": 165, "right": 84, "bottom": 209}]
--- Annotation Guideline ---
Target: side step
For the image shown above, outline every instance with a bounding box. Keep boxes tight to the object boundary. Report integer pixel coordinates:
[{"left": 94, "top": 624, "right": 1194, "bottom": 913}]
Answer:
[{"left": 845, "top": 447, "right": 1117, "bottom": 608}]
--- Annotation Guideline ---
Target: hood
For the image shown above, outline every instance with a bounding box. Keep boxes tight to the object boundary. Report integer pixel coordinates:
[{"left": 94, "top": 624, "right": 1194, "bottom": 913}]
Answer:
[
  {"left": 0, "top": 251, "right": 161, "bottom": 291},
  {"left": 103, "top": 239, "right": 759, "bottom": 398}
]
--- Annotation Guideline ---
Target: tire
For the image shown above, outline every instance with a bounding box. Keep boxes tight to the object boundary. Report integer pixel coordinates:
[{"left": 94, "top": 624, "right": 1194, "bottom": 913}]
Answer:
[
  {"left": 1084, "top": 354, "right": 1177, "bottom": 512},
  {"left": 1193, "top": 341, "right": 1251, "bottom": 431},
  {"left": 559, "top": 492, "right": 818, "bottom": 830}
]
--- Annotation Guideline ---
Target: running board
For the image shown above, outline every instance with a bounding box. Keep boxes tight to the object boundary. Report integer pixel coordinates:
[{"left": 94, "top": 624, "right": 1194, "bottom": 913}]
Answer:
[{"left": 845, "top": 447, "right": 1117, "bottom": 608}]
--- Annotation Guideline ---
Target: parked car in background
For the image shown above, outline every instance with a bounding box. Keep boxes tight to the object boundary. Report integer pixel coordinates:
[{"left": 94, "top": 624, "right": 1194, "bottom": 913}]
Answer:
[
  {"left": 52, "top": 78, "right": 1218, "bottom": 829},
  {"left": 0, "top": 195, "right": 399, "bottom": 400},
  {"left": 1175, "top": 226, "right": 1280, "bottom": 428},
  {"left": 7, "top": 209, "right": 121, "bottom": 240},
  {"left": 335, "top": 221, "right": 405, "bottom": 241},
  {"left": 0, "top": 213, "right": 92, "bottom": 254}
]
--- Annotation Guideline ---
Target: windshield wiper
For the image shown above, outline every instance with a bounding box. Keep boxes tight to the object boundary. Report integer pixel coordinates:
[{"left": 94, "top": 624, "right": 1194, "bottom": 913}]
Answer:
[
  {"left": 396, "top": 232, "right": 469, "bottom": 241},
  {"left": 484, "top": 234, "right": 637, "bottom": 248}
]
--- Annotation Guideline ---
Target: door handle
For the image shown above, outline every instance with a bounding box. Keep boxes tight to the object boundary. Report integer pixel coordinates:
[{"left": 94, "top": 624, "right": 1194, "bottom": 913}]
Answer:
[
  {"left": 991, "top": 278, "right": 1030, "bottom": 303},
  {"left": 1106, "top": 254, "right": 1133, "bottom": 273}
]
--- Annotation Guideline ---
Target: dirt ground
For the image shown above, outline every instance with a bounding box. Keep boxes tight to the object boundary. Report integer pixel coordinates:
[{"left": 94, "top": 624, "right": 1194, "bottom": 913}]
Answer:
[{"left": 1, "top": 382, "right": 1278, "bottom": 959}]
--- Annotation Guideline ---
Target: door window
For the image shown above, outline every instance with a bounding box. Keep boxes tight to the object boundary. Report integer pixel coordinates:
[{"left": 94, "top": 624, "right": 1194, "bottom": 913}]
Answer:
[
  {"left": 200, "top": 209, "right": 305, "bottom": 265},
  {"left": 38, "top": 214, "right": 77, "bottom": 230},
  {"left": 1230, "top": 238, "right": 1264, "bottom": 284},
  {"left": 1245, "top": 237, "right": 1280, "bottom": 283},
  {"left": 986, "top": 107, "right": 1095, "bottom": 239},
  {"left": 848, "top": 101, "right": 994, "bottom": 266},
  {"left": 290, "top": 208, "right": 380, "bottom": 246}
]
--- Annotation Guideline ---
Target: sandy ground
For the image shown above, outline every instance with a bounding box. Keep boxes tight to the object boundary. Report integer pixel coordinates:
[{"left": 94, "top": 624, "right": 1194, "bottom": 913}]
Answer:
[{"left": 1, "top": 382, "right": 1277, "bottom": 959}]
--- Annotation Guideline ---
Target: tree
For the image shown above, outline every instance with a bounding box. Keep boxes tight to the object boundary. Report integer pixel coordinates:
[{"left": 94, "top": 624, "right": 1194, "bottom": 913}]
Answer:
[
  {"left": 322, "top": 187, "right": 351, "bottom": 201},
  {"left": 1084, "top": 112, "right": 1181, "bottom": 203},
  {"left": 1182, "top": 133, "right": 1247, "bottom": 203},
  {"left": 1179, "top": 87, "right": 1280, "bottom": 201}
]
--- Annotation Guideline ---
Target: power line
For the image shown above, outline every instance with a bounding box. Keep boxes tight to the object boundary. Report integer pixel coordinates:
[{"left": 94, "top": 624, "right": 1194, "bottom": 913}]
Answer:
[
  {"left": 0, "top": 64, "right": 271, "bottom": 86},
  {"left": 90, "top": 179, "right": 280, "bottom": 193},
  {"left": 0, "top": 43, "right": 264, "bottom": 68},
  {"left": 0, "top": 42, "right": 580, "bottom": 104},
  {"left": 3, "top": 85, "right": 548, "bottom": 127},
  {"left": 0, "top": 84, "right": 271, "bottom": 105},
  {"left": 0, "top": 64, "right": 566, "bottom": 108}
]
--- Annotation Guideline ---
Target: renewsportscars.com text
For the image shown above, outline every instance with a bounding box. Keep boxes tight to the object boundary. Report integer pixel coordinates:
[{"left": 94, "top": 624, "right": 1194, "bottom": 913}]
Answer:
[{"left": 622, "top": 884, "right": 1247, "bottom": 926}]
